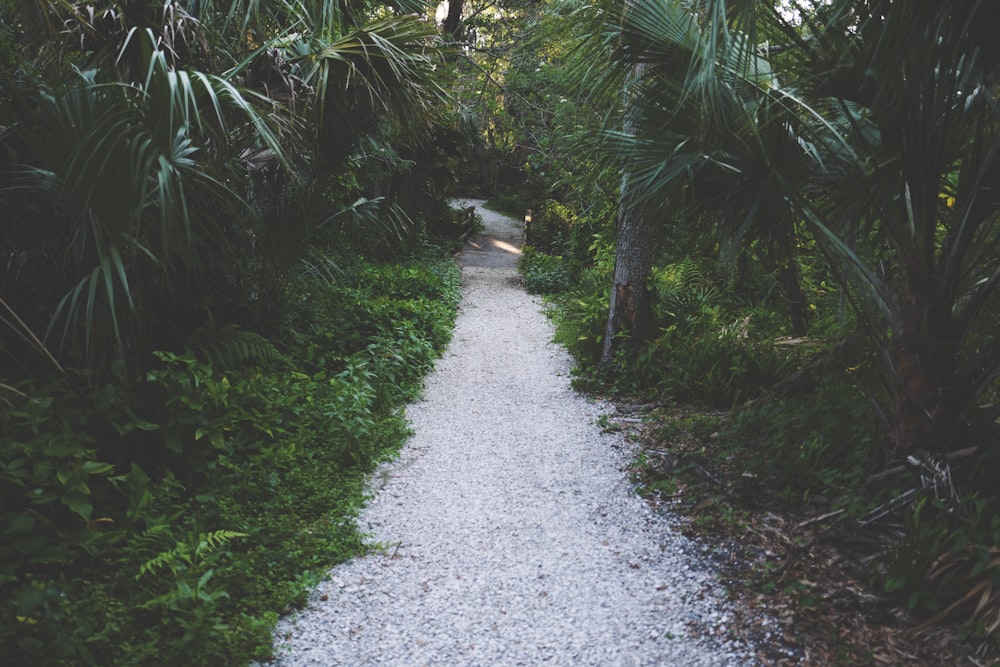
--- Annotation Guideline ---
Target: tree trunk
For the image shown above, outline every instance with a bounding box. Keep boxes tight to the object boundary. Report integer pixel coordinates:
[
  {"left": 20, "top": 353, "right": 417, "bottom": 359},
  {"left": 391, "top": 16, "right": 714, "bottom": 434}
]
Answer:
[
  {"left": 599, "top": 175, "right": 656, "bottom": 369},
  {"left": 889, "top": 295, "right": 963, "bottom": 455},
  {"left": 443, "top": 0, "right": 464, "bottom": 41},
  {"left": 600, "top": 38, "right": 656, "bottom": 370},
  {"left": 778, "top": 259, "right": 809, "bottom": 337}
]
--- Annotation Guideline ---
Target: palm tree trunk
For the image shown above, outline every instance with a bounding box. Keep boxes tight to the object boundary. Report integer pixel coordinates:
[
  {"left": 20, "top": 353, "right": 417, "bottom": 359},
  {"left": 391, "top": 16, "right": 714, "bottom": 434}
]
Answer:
[
  {"left": 600, "top": 173, "right": 656, "bottom": 369},
  {"left": 890, "top": 296, "right": 963, "bottom": 455},
  {"left": 600, "top": 37, "right": 656, "bottom": 370}
]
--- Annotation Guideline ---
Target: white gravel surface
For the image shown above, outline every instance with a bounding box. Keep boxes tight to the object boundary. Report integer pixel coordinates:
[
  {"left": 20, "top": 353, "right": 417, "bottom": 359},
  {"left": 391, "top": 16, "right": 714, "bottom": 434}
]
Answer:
[{"left": 264, "top": 201, "right": 759, "bottom": 666}]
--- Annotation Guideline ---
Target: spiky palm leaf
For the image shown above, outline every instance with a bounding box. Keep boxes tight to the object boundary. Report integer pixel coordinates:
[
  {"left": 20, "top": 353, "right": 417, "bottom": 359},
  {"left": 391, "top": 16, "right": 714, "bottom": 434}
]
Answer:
[
  {"left": 28, "top": 0, "right": 207, "bottom": 76},
  {"left": 7, "top": 32, "right": 289, "bottom": 364},
  {"left": 919, "top": 545, "right": 1000, "bottom": 637},
  {"left": 786, "top": 1, "right": 1000, "bottom": 454},
  {"left": 598, "top": 0, "right": 821, "bottom": 334},
  {"left": 289, "top": 13, "right": 449, "bottom": 164},
  {"left": 595, "top": 0, "right": 1000, "bottom": 454}
]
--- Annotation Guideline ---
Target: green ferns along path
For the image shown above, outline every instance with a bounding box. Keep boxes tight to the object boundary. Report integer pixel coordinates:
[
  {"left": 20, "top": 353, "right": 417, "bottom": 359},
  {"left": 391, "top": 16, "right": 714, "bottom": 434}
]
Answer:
[{"left": 1, "top": 249, "right": 462, "bottom": 666}]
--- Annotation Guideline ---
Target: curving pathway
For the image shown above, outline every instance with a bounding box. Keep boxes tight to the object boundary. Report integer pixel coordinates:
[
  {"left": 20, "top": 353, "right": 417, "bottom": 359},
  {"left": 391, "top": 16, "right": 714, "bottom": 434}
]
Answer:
[{"left": 264, "top": 200, "right": 756, "bottom": 666}]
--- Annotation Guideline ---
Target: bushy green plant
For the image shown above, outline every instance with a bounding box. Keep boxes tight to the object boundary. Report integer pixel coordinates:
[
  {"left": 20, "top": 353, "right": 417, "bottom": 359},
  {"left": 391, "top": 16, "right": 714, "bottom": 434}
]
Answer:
[
  {"left": 551, "top": 285, "right": 611, "bottom": 365},
  {"left": 132, "top": 528, "right": 248, "bottom": 663},
  {"left": 724, "top": 374, "right": 880, "bottom": 502},
  {"left": 552, "top": 253, "right": 802, "bottom": 405},
  {"left": 879, "top": 492, "right": 1000, "bottom": 642},
  {"left": 519, "top": 246, "right": 573, "bottom": 295},
  {"left": 1, "top": 384, "right": 116, "bottom": 557},
  {"left": 280, "top": 254, "right": 460, "bottom": 370},
  {"left": 526, "top": 199, "right": 576, "bottom": 255},
  {"left": 0, "top": 245, "right": 461, "bottom": 666}
]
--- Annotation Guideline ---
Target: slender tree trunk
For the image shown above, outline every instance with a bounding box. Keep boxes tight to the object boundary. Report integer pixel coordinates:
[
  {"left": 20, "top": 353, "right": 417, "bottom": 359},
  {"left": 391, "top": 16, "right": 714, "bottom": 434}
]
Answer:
[
  {"left": 778, "top": 259, "right": 809, "bottom": 337},
  {"left": 599, "top": 174, "right": 656, "bottom": 369},
  {"left": 600, "top": 36, "right": 656, "bottom": 370},
  {"left": 443, "top": 0, "right": 464, "bottom": 40}
]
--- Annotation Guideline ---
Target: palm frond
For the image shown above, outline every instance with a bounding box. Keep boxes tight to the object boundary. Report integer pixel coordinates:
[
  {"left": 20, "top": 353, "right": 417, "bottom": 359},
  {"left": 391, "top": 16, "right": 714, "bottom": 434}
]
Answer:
[
  {"left": 0, "top": 296, "right": 65, "bottom": 373},
  {"left": 326, "top": 196, "right": 410, "bottom": 243},
  {"left": 919, "top": 546, "right": 1000, "bottom": 637},
  {"left": 292, "top": 13, "right": 450, "bottom": 163},
  {"left": 8, "top": 40, "right": 283, "bottom": 364}
]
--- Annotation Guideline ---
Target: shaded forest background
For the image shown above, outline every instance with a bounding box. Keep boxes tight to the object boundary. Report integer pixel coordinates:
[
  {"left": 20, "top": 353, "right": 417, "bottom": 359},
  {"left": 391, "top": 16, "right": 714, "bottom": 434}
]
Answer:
[{"left": 3, "top": 0, "right": 1000, "bottom": 664}]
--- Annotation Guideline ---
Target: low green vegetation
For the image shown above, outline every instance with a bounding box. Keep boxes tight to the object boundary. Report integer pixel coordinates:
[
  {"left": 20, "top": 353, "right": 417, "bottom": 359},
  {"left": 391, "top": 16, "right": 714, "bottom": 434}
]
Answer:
[
  {"left": 1, "top": 250, "right": 461, "bottom": 665},
  {"left": 1, "top": 1, "right": 472, "bottom": 663}
]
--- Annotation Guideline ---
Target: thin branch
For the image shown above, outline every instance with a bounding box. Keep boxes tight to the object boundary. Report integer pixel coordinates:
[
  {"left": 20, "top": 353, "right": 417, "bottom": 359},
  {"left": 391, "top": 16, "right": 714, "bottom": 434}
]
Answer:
[{"left": 0, "top": 296, "right": 66, "bottom": 374}]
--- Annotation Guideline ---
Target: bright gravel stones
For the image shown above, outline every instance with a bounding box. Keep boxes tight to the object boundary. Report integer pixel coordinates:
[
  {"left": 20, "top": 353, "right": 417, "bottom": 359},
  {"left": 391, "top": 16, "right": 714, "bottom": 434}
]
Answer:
[{"left": 264, "top": 201, "right": 757, "bottom": 667}]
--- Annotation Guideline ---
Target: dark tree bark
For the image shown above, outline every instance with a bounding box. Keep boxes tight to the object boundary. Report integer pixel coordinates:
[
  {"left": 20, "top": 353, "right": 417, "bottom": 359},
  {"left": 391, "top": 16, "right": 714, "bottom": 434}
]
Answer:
[
  {"left": 599, "top": 177, "right": 657, "bottom": 369},
  {"left": 443, "top": 0, "right": 464, "bottom": 40},
  {"left": 889, "top": 290, "right": 964, "bottom": 456},
  {"left": 600, "top": 40, "right": 657, "bottom": 370},
  {"left": 778, "top": 259, "right": 809, "bottom": 337}
]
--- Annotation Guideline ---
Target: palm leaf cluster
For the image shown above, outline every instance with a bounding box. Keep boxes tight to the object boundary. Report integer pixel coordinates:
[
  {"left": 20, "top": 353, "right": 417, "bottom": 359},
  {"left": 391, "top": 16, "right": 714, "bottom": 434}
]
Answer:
[
  {"left": 584, "top": 0, "right": 1000, "bottom": 637},
  {"left": 601, "top": 0, "right": 1000, "bottom": 458},
  {"left": 1, "top": 0, "right": 453, "bottom": 376},
  {"left": 0, "top": 2, "right": 464, "bottom": 661}
]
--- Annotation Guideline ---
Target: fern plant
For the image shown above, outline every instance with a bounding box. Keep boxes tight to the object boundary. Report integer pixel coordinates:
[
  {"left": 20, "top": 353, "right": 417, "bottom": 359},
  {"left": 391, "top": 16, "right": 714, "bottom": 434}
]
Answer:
[
  {"left": 137, "top": 528, "right": 247, "bottom": 580},
  {"left": 187, "top": 324, "right": 283, "bottom": 370},
  {"left": 133, "top": 527, "right": 248, "bottom": 659}
]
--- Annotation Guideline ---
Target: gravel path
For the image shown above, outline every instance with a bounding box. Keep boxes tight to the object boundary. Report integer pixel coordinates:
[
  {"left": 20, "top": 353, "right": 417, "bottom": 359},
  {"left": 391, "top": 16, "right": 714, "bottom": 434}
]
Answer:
[{"left": 265, "top": 201, "right": 758, "bottom": 666}]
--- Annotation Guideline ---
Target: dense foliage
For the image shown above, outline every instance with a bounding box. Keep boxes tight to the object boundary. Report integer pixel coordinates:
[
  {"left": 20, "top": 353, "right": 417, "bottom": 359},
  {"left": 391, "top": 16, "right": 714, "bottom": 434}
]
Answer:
[
  {"left": 7, "top": 0, "right": 1000, "bottom": 659},
  {"left": 508, "top": 0, "right": 1000, "bottom": 647},
  {"left": 0, "top": 0, "right": 470, "bottom": 663},
  {"left": 1, "top": 247, "right": 461, "bottom": 664}
]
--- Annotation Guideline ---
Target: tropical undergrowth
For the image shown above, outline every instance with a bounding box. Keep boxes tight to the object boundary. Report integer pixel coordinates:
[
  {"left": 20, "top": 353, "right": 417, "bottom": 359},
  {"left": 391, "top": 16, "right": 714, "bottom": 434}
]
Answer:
[
  {"left": 518, "top": 196, "right": 998, "bottom": 662},
  {"left": 521, "top": 211, "right": 828, "bottom": 407},
  {"left": 0, "top": 0, "right": 477, "bottom": 662},
  {"left": 504, "top": 0, "right": 1000, "bottom": 658},
  {"left": 0, "top": 248, "right": 461, "bottom": 666}
]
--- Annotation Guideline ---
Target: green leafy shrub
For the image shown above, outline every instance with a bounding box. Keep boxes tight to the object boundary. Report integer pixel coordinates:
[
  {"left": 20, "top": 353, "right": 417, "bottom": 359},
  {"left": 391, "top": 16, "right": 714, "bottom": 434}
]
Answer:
[
  {"left": 879, "top": 492, "right": 1000, "bottom": 641},
  {"left": 724, "top": 374, "right": 880, "bottom": 502},
  {"left": 519, "top": 246, "right": 572, "bottom": 295},
  {"left": 281, "top": 255, "right": 459, "bottom": 369},
  {"left": 551, "top": 284, "right": 610, "bottom": 364},
  {"left": 132, "top": 528, "right": 248, "bottom": 663},
  {"left": 0, "top": 247, "right": 461, "bottom": 666},
  {"left": 637, "top": 320, "right": 800, "bottom": 406},
  {"left": 0, "top": 378, "right": 135, "bottom": 615},
  {"left": 554, "top": 255, "right": 802, "bottom": 405},
  {"left": 526, "top": 199, "right": 576, "bottom": 255}
]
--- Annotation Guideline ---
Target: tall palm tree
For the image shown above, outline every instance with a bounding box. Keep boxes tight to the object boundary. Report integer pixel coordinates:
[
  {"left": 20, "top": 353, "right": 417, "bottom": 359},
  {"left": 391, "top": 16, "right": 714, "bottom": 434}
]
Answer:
[
  {"left": 593, "top": 0, "right": 817, "bottom": 369},
  {"left": 592, "top": 0, "right": 1000, "bottom": 461},
  {"left": 791, "top": 0, "right": 1000, "bottom": 456}
]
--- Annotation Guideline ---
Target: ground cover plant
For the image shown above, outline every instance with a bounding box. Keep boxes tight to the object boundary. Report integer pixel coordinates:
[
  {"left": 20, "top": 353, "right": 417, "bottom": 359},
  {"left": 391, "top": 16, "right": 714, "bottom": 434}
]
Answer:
[
  {"left": 0, "top": 251, "right": 461, "bottom": 665},
  {"left": 0, "top": 1, "right": 474, "bottom": 664}
]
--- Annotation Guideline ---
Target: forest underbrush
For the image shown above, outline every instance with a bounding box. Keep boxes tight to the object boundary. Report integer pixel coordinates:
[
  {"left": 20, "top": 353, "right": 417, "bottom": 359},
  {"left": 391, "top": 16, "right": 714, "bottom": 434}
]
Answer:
[
  {"left": 517, "top": 213, "right": 1000, "bottom": 666},
  {"left": 622, "top": 404, "right": 998, "bottom": 666},
  {"left": 1, "top": 246, "right": 461, "bottom": 666}
]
